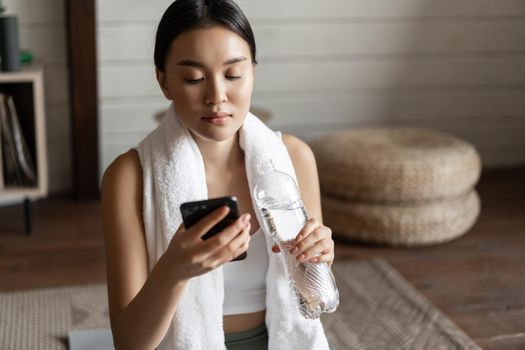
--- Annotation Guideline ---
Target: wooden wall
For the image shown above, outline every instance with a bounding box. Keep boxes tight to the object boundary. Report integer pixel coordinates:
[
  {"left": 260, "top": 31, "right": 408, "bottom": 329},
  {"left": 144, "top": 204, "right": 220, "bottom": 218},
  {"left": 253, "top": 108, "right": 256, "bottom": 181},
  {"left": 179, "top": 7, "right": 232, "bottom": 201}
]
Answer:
[
  {"left": 96, "top": 0, "right": 525, "bottom": 171},
  {"left": 5, "top": 0, "right": 71, "bottom": 193}
]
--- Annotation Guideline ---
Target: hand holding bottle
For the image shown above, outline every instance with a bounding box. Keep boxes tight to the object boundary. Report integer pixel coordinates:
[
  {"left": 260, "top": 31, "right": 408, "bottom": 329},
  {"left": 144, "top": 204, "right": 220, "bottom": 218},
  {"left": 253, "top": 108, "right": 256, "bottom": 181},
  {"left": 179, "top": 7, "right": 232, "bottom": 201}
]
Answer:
[{"left": 271, "top": 218, "right": 334, "bottom": 266}]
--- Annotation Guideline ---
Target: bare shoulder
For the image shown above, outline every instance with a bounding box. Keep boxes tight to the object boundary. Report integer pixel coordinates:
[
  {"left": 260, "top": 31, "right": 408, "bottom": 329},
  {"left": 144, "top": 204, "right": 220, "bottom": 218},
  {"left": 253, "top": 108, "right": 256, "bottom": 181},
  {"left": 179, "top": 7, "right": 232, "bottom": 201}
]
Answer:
[
  {"left": 282, "top": 134, "right": 322, "bottom": 219},
  {"left": 101, "top": 149, "right": 144, "bottom": 237},
  {"left": 101, "top": 150, "right": 148, "bottom": 321},
  {"left": 282, "top": 134, "right": 317, "bottom": 172},
  {"left": 102, "top": 149, "right": 142, "bottom": 191}
]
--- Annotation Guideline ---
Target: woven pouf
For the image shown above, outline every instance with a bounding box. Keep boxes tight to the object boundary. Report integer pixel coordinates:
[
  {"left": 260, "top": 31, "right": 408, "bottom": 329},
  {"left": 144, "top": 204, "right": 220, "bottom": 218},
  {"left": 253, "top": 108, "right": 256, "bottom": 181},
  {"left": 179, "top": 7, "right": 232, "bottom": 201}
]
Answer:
[
  {"left": 311, "top": 127, "right": 482, "bottom": 246},
  {"left": 322, "top": 190, "right": 480, "bottom": 246},
  {"left": 311, "top": 128, "right": 481, "bottom": 202}
]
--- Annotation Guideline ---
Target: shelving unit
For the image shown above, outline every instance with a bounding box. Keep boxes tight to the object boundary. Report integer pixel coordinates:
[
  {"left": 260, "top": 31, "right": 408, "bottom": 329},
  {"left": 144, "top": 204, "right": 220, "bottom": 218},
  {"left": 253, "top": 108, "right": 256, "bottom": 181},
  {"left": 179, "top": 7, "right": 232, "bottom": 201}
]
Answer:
[{"left": 0, "top": 65, "right": 48, "bottom": 234}]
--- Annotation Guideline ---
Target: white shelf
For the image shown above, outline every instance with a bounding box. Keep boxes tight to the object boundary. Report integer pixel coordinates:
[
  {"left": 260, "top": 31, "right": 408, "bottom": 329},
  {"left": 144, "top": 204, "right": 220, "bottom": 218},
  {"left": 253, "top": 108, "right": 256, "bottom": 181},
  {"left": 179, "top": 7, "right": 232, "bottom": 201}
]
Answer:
[{"left": 0, "top": 65, "right": 48, "bottom": 201}]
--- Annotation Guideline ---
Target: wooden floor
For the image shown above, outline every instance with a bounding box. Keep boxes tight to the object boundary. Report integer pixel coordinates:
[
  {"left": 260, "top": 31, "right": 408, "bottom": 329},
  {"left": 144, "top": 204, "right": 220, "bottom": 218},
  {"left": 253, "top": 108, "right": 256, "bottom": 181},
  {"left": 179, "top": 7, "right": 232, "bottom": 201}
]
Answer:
[{"left": 0, "top": 167, "right": 524, "bottom": 349}]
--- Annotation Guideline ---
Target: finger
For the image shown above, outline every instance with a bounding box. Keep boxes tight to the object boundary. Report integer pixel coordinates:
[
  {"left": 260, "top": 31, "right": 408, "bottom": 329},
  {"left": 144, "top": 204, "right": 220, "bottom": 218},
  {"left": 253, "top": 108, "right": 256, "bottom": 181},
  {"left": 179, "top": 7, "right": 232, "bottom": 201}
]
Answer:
[
  {"left": 206, "top": 224, "right": 251, "bottom": 264},
  {"left": 294, "top": 218, "right": 320, "bottom": 241},
  {"left": 231, "top": 232, "right": 251, "bottom": 260},
  {"left": 185, "top": 225, "right": 250, "bottom": 274},
  {"left": 187, "top": 206, "right": 230, "bottom": 240},
  {"left": 290, "top": 226, "right": 326, "bottom": 256},
  {"left": 296, "top": 239, "right": 333, "bottom": 263},
  {"left": 307, "top": 250, "right": 334, "bottom": 265},
  {"left": 203, "top": 214, "right": 250, "bottom": 253}
]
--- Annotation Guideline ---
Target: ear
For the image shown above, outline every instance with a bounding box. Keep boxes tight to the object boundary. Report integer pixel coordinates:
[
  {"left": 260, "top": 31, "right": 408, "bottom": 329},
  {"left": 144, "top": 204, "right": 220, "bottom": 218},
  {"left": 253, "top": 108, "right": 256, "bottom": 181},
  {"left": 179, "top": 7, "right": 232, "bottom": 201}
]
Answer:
[{"left": 156, "top": 68, "right": 173, "bottom": 100}]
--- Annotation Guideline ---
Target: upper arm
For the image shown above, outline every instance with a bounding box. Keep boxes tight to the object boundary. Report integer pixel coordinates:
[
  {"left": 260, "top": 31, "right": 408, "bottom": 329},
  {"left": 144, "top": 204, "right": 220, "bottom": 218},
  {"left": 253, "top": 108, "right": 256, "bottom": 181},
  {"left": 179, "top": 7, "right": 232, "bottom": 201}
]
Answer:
[
  {"left": 101, "top": 150, "right": 149, "bottom": 324},
  {"left": 282, "top": 134, "right": 323, "bottom": 223}
]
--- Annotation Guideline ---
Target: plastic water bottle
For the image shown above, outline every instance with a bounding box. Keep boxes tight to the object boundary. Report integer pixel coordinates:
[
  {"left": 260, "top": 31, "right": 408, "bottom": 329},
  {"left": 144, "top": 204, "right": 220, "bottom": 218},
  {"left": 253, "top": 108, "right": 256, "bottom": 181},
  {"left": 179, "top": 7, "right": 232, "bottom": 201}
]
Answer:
[{"left": 253, "top": 162, "right": 339, "bottom": 319}]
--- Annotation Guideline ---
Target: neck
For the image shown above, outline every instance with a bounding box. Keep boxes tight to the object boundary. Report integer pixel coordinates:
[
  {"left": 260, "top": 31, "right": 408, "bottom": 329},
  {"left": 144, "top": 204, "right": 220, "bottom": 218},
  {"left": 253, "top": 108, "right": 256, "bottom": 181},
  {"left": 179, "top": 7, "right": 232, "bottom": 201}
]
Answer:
[{"left": 192, "top": 132, "right": 244, "bottom": 173}]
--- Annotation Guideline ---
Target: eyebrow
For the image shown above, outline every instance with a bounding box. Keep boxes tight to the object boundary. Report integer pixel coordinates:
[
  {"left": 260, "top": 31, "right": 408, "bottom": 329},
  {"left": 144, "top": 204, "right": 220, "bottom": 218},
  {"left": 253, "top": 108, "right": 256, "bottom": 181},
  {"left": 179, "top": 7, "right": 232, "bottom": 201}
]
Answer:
[{"left": 176, "top": 56, "right": 247, "bottom": 68}]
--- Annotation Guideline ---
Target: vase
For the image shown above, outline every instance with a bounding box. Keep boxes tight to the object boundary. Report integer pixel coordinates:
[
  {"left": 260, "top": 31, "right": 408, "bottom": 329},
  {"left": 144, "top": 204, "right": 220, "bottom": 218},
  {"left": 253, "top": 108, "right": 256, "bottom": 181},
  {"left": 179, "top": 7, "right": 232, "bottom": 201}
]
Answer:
[{"left": 0, "top": 14, "right": 21, "bottom": 71}]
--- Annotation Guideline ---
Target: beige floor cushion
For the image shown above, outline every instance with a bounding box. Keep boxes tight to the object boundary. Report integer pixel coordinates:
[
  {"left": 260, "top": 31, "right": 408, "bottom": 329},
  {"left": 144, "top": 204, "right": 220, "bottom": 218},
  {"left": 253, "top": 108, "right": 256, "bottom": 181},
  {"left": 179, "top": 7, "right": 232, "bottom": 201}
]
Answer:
[
  {"left": 311, "top": 128, "right": 481, "bottom": 202},
  {"left": 322, "top": 190, "right": 480, "bottom": 246}
]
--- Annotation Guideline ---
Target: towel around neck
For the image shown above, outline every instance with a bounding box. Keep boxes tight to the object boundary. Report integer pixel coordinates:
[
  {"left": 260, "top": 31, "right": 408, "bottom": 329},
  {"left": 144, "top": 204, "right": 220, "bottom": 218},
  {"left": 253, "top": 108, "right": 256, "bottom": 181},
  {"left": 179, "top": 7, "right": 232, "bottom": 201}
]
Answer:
[{"left": 136, "top": 104, "right": 330, "bottom": 349}]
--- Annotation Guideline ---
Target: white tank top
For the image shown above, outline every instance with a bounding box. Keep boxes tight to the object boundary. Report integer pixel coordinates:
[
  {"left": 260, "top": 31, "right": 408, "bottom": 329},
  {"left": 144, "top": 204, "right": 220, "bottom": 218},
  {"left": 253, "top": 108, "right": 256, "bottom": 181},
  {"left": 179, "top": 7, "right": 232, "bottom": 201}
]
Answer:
[{"left": 223, "top": 227, "right": 269, "bottom": 315}]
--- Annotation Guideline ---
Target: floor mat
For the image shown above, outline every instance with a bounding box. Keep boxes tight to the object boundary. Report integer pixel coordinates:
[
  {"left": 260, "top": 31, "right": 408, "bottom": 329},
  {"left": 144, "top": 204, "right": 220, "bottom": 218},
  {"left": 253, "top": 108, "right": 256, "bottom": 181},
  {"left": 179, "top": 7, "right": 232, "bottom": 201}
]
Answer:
[{"left": 0, "top": 259, "right": 481, "bottom": 349}]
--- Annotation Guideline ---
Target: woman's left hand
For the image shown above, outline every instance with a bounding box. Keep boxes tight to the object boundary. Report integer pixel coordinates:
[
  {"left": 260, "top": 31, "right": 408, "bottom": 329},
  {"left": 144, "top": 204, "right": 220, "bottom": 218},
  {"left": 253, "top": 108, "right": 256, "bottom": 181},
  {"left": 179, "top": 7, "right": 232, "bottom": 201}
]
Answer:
[{"left": 271, "top": 218, "right": 334, "bottom": 266}]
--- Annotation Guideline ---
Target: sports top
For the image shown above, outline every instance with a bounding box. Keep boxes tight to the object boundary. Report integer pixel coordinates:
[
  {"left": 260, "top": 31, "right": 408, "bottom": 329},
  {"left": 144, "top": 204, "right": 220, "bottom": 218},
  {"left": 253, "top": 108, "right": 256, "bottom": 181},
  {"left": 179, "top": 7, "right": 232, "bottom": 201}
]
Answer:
[{"left": 223, "top": 227, "right": 269, "bottom": 315}]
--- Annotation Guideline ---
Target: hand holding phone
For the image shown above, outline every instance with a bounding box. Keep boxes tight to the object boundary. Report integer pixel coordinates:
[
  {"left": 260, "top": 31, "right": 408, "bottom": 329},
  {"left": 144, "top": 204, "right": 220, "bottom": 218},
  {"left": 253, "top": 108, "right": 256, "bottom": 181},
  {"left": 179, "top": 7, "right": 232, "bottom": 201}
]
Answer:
[{"left": 180, "top": 196, "right": 248, "bottom": 261}]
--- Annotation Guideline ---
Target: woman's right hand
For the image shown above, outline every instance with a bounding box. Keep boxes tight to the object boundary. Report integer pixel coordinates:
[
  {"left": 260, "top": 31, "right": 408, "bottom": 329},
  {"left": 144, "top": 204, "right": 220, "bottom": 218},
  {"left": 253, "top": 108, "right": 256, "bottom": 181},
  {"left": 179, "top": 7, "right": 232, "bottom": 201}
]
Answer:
[{"left": 164, "top": 206, "right": 251, "bottom": 282}]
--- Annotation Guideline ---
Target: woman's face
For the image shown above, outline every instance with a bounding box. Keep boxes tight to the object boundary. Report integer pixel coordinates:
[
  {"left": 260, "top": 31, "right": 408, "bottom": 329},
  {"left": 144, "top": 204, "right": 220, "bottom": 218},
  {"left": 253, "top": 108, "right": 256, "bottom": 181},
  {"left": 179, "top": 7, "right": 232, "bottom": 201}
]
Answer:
[{"left": 157, "top": 25, "right": 255, "bottom": 142}]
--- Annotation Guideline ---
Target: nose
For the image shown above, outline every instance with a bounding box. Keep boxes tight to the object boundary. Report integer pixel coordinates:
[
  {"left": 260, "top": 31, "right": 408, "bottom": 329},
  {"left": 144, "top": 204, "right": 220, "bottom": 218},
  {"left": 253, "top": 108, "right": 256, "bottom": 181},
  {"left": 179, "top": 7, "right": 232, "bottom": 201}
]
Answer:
[{"left": 204, "top": 78, "right": 227, "bottom": 106}]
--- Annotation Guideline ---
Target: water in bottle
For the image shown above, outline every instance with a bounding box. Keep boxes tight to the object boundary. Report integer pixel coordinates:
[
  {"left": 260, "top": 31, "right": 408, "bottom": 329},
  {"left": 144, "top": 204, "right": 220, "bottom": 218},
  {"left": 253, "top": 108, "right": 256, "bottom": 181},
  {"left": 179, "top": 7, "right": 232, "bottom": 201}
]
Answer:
[{"left": 253, "top": 162, "right": 339, "bottom": 319}]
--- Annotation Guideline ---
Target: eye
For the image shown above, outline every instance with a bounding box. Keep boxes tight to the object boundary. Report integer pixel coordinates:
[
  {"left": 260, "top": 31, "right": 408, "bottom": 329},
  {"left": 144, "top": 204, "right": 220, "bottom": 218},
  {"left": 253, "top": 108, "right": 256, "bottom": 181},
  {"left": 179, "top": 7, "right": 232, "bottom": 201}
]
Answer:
[
  {"left": 226, "top": 75, "right": 242, "bottom": 81},
  {"left": 184, "top": 78, "right": 204, "bottom": 85}
]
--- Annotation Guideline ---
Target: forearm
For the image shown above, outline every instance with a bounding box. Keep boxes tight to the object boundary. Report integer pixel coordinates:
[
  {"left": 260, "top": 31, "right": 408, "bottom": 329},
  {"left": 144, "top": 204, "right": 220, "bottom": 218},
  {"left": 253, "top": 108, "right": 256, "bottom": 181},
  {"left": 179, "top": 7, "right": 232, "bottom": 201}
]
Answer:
[{"left": 110, "top": 254, "right": 187, "bottom": 350}]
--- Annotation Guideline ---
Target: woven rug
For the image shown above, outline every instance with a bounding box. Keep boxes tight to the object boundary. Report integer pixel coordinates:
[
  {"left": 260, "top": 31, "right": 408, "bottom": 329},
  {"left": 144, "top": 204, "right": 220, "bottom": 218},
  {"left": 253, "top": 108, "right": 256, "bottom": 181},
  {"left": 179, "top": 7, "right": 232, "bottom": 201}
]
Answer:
[
  {"left": 0, "top": 259, "right": 481, "bottom": 350},
  {"left": 321, "top": 259, "right": 481, "bottom": 350}
]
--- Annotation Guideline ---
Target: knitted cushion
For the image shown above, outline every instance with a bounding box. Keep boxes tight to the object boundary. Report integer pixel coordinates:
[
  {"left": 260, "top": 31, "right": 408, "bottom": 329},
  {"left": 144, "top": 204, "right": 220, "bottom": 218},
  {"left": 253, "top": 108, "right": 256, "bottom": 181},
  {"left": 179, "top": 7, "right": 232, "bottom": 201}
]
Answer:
[
  {"left": 311, "top": 128, "right": 481, "bottom": 202},
  {"left": 322, "top": 190, "right": 480, "bottom": 246}
]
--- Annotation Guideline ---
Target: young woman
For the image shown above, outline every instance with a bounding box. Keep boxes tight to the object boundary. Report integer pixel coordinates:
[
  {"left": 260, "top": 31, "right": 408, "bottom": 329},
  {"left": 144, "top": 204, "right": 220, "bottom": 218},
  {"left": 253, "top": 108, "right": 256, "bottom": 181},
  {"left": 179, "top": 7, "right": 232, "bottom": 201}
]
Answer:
[{"left": 101, "top": 1, "right": 335, "bottom": 349}]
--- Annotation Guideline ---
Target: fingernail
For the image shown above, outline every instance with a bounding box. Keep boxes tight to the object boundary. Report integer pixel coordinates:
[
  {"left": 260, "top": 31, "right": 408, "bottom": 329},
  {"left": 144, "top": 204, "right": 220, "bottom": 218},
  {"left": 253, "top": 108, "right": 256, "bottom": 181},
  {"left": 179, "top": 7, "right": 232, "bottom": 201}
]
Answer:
[
  {"left": 297, "top": 254, "right": 305, "bottom": 262},
  {"left": 295, "top": 234, "right": 302, "bottom": 242},
  {"left": 290, "top": 246, "right": 299, "bottom": 254},
  {"left": 243, "top": 214, "right": 251, "bottom": 224},
  {"left": 309, "top": 258, "right": 318, "bottom": 263}
]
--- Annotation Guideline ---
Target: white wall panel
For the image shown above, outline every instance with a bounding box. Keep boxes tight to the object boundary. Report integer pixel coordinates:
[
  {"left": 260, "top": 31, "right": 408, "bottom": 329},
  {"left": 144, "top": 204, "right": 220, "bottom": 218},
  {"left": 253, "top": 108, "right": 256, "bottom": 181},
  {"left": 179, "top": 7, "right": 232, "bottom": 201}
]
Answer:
[
  {"left": 101, "top": 132, "right": 150, "bottom": 172},
  {"left": 97, "top": 0, "right": 172, "bottom": 23},
  {"left": 99, "top": 57, "right": 525, "bottom": 98},
  {"left": 97, "top": 26, "right": 156, "bottom": 63},
  {"left": 101, "top": 118, "right": 525, "bottom": 169},
  {"left": 97, "top": 0, "right": 525, "bottom": 171},
  {"left": 97, "top": 0, "right": 525, "bottom": 22},
  {"left": 254, "top": 58, "right": 525, "bottom": 91},
  {"left": 98, "top": 21, "right": 525, "bottom": 62},
  {"left": 274, "top": 118, "right": 525, "bottom": 168},
  {"left": 100, "top": 91, "right": 525, "bottom": 133},
  {"left": 100, "top": 101, "right": 168, "bottom": 134},
  {"left": 252, "top": 22, "right": 525, "bottom": 57}
]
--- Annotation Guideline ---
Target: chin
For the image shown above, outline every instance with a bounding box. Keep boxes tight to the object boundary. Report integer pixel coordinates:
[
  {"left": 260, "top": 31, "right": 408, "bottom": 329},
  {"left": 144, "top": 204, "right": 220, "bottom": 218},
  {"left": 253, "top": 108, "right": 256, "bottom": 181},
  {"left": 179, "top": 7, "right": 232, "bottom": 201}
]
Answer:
[{"left": 192, "top": 126, "right": 240, "bottom": 143}]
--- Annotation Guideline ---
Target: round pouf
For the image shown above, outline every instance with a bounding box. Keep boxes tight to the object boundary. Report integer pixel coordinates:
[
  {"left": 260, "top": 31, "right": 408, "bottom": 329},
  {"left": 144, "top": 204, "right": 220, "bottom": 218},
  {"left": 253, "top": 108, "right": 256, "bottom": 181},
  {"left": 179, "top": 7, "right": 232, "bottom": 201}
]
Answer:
[
  {"left": 311, "top": 128, "right": 481, "bottom": 202},
  {"left": 311, "top": 127, "right": 482, "bottom": 246},
  {"left": 322, "top": 190, "right": 480, "bottom": 246}
]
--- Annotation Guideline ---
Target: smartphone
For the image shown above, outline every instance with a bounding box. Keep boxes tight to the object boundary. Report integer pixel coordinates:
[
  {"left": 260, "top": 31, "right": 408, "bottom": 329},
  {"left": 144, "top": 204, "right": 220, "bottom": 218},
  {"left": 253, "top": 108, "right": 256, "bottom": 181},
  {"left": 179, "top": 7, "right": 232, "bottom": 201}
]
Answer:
[{"left": 180, "top": 196, "right": 247, "bottom": 261}]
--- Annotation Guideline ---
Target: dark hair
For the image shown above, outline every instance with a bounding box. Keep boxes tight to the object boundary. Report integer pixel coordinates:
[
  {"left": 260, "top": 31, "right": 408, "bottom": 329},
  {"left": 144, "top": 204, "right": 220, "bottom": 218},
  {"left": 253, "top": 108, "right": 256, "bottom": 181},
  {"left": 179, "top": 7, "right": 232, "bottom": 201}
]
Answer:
[{"left": 154, "top": 0, "right": 257, "bottom": 72}]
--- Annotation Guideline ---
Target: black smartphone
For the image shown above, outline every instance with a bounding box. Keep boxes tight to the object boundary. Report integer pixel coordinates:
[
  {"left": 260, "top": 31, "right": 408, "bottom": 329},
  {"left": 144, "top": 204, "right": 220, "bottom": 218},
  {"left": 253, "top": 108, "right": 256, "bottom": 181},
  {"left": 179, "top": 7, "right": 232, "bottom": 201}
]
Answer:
[{"left": 180, "top": 196, "right": 247, "bottom": 261}]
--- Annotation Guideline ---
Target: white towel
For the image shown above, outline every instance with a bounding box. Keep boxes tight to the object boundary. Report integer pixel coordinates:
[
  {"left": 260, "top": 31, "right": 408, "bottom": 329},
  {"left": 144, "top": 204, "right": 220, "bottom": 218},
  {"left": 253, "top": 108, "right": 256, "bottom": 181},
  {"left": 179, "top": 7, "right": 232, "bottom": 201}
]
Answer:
[{"left": 137, "top": 103, "right": 330, "bottom": 350}]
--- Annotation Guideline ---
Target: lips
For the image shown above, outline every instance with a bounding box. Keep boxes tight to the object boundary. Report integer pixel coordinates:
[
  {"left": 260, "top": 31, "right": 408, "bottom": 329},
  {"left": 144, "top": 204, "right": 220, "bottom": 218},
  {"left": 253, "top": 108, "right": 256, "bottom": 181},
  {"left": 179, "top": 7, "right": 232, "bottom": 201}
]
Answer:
[
  {"left": 202, "top": 111, "right": 232, "bottom": 125},
  {"left": 203, "top": 111, "right": 231, "bottom": 118}
]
